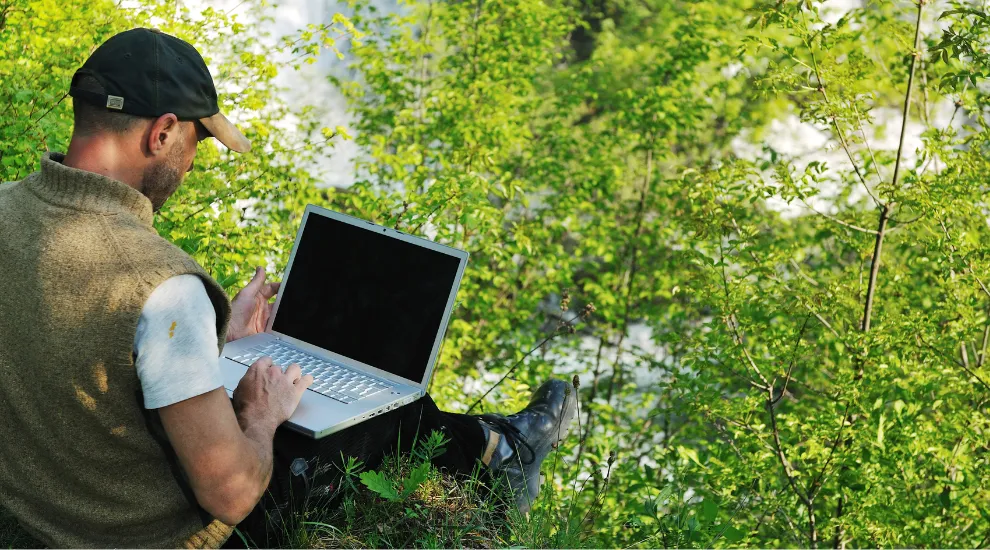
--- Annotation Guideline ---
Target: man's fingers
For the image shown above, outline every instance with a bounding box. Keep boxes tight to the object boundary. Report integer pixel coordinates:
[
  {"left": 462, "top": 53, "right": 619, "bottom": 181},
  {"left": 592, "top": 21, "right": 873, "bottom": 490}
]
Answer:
[
  {"left": 284, "top": 363, "right": 302, "bottom": 379},
  {"left": 251, "top": 356, "right": 273, "bottom": 369},
  {"left": 296, "top": 374, "right": 315, "bottom": 393},
  {"left": 261, "top": 281, "right": 280, "bottom": 300},
  {"left": 238, "top": 267, "right": 266, "bottom": 296}
]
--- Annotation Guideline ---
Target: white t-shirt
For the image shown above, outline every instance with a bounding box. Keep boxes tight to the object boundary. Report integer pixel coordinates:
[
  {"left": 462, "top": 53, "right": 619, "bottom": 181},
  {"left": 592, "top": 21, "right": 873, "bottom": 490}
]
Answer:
[{"left": 133, "top": 274, "right": 224, "bottom": 409}]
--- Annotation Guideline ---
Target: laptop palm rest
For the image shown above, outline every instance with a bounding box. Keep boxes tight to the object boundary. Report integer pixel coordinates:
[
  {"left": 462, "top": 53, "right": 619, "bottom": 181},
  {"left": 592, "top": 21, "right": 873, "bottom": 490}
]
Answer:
[{"left": 219, "top": 355, "right": 419, "bottom": 439}]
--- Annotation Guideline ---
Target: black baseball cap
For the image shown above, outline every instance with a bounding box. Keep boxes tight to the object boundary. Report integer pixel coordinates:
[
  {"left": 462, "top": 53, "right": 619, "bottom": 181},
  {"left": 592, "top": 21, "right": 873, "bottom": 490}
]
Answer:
[{"left": 69, "top": 27, "right": 251, "bottom": 153}]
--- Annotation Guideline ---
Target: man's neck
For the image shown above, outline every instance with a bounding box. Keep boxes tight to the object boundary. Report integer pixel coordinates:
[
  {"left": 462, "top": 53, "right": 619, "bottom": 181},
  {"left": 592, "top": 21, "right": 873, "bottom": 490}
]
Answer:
[{"left": 63, "top": 137, "right": 144, "bottom": 192}]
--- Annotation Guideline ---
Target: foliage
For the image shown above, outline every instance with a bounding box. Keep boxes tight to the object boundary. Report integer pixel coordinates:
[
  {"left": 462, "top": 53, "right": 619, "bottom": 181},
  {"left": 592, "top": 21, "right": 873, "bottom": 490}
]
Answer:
[{"left": 5, "top": 0, "right": 990, "bottom": 547}]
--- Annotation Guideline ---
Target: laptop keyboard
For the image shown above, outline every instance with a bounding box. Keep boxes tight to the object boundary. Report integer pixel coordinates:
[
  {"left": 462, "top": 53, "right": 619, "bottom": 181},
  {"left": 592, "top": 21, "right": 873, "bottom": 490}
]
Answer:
[{"left": 227, "top": 340, "right": 391, "bottom": 404}]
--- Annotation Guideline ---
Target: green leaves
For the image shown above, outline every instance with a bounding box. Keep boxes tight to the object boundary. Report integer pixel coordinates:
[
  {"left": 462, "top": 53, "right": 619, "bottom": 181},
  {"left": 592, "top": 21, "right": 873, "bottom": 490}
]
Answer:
[
  {"left": 359, "top": 470, "right": 400, "bottom": 501},
  {"left": 721, "top": 525, "right": 745, "bottom": 543},
  {"left": 701, "top": 499, "right": 718, "bottom": 524},
  {"left": 7, "top": 0, "right": 990, "bottom": 547},
  {"left": 359, "top": 462, "right": 431, "bottom": 502}
]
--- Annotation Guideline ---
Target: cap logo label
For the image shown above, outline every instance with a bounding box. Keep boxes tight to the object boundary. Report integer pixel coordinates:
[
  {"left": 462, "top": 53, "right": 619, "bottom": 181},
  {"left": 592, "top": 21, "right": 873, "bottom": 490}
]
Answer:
[{"left": 106, "top": 95, "right": 124, "bottom": 110}]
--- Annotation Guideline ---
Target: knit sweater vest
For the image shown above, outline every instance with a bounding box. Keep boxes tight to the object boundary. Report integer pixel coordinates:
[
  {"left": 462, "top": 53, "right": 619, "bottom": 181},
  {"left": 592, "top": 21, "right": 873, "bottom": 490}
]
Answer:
[{"left": 0, "top": 153, "right": 235, "bottom": 548}]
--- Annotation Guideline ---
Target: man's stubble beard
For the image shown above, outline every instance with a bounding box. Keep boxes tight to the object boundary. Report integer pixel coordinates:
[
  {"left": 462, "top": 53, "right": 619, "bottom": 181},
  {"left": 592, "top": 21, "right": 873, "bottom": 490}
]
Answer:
[{"left": 141, "top": 136, "right": 186, "bottom": 212}]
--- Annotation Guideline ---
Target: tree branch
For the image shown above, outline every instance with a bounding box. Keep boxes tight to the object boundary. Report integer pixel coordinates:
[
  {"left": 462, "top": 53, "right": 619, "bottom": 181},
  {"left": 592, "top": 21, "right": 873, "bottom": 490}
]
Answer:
[
  {"left": 802, "top": 13, "right": 881, "bottom": 209},
  {"left": 837, "top": 4, "right": 925, "bottom": 547},
  {"left": 767, "top": 385, "right": 817, "bottom": 548},
  {"left": 808, "top": 401, "right": 850, "bottom": 499},
  {"left": 917, "top": 332, "right": 990, "bottom": 396},
  {"left": 853, "top": 107, "right": 885, "bottom": 189},
  {"left": 467, "top": 308, "right": 591, "bottom": 413},
  {"left": 979, "top": 313, "right": 990, "bottom": 368},
  {"left": 607, "top": 145, "right": 654, "bottom": 404},
  {"left": 804, "top": 202, "right": 879, "bottom": 235},
  {"left": 861, "top": 204, "right": 891, "bottom": 332},
  {"left": 772, "top": 314, "right": 812, "bottom": 407},
  {"left": 890, "top": 1, "right": 925, "bottom": 194}
]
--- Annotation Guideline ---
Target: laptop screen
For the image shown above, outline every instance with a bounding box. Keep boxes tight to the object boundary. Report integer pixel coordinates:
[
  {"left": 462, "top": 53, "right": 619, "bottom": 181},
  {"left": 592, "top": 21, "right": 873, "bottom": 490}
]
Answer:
[{"left": 271, "top": 212, "right": 462, "bottom": 384}]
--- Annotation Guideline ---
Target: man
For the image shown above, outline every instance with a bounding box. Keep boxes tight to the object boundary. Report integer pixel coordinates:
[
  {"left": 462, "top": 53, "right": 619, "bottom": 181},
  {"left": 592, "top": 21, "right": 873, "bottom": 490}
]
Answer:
[{"left": 0, "top": 28, "right": 577, "bottom": 548}]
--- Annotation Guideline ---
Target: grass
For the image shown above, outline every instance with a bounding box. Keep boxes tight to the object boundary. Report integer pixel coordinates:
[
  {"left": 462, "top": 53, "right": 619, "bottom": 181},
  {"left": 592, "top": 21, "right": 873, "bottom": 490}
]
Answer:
[
  {"left": 228, "top": 430, "right": 505, "bottom": 549},
  {"left": 283, "top": 457, "right": 514, "bottom": 548},
  {"left": 241, "top": 429, "right": 557, "bottom": 549}
]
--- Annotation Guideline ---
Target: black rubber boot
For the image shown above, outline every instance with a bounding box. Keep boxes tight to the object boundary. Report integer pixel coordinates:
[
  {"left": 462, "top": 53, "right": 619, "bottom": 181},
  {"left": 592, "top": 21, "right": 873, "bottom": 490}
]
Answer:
[{"left": 476, "top": 379, "right": 578, "bottom": 514}]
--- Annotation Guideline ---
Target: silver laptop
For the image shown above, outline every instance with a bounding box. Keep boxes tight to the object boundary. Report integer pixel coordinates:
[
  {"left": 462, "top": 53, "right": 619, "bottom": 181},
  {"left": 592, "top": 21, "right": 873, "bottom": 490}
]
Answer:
[{"left": 219, "top": 204, "right": 469, "bottom": 439}]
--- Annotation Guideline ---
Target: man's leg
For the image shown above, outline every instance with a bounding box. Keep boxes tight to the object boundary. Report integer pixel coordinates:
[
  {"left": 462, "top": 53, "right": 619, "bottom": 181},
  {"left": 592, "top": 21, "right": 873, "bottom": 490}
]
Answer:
[
  {"left": 222, "top": 379, "right": 576, "bottom": 548},
  {"left": 276, "top": 393, "right": 488, "bottom": 475},
  {"left": 223, "top": 394, "right": 485, "bottom": 548}
]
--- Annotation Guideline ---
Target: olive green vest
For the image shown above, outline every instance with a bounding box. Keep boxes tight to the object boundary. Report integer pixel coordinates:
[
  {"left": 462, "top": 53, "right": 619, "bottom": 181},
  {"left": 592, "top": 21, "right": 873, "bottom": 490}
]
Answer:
[{"left": 0, "top": 153, "right": 235, "bottom": 548}]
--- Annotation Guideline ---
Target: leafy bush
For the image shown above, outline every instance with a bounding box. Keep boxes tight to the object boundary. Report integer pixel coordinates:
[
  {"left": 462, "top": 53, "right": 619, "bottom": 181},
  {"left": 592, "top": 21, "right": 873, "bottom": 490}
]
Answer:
[{"left": 6, "top": 0, "right": 990, "bottom": 547}]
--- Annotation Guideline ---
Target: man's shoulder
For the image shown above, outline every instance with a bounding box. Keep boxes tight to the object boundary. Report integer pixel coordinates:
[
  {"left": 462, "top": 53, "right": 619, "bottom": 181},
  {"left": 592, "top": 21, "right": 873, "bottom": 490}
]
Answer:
[
  {"left": 103, "top": 216, "right": 213, "bottom": 289},
  {"left": 109, "top": 219, "right": 195, "bottom": 260},
  {"left": 0, "top": 181, "right": 16, "bottom": 202},
  {"left": 1, "top": 168, "right": 45, "bottom": 191},
  {"left": 0, "top": 176, "right": 26, "bottom": 195}
]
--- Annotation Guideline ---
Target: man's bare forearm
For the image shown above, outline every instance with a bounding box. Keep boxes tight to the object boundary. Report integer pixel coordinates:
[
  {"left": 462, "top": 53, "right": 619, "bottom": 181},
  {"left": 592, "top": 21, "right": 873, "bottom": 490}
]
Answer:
[
  {"left": 224, "top": 357, "right": 310, "bottom": 522},
  {"left": 233, "top": 407, "right": 278, "bottom": 513}
]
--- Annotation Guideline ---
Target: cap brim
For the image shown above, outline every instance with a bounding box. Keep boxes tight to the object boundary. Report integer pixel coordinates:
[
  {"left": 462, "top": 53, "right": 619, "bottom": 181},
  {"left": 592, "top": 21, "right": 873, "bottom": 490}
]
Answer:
[{"left": 200, "top": 112, "right": 251, "bottom": 153}]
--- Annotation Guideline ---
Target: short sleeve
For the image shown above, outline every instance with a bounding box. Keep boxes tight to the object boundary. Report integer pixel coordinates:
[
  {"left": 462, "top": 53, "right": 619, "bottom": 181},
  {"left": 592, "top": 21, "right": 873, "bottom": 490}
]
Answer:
[{"left": 133, "top": 274, "right": 224, "bottom": 409}]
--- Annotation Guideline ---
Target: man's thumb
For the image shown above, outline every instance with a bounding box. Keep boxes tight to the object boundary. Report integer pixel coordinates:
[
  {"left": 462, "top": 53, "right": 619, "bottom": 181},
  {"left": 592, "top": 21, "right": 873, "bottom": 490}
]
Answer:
[{"left": 243, "top": 266, "right": 265, "bottom": 291}]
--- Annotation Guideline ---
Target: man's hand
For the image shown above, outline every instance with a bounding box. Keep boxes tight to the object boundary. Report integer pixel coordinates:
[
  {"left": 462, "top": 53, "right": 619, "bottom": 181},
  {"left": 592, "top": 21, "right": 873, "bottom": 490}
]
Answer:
[
  {"left": 159, "top": 357, "right": 312, "bottom": 526},
  {"left": 226, "top": 267, "right": 280, "bottom": 343},
  {"left": 232, "top": 357, "right": 313, "bottom": 431}
]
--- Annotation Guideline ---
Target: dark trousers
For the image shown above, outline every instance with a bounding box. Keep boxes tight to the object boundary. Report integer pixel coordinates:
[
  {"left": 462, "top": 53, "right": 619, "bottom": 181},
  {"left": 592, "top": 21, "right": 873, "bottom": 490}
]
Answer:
[{"left": 222, "top": 394, "right": 486, "bottom": 548}]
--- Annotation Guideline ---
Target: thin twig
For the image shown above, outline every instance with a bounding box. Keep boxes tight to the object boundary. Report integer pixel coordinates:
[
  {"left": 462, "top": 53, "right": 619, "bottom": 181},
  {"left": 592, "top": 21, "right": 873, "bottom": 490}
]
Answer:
[
  {"left": 180, "top": 172, "right": 258, "bottom": 222},
  {"left": 767, "top": 385, "right": 817, "bottom": 547},
  {"left": 729, "top": 217, "right": 840, "bottom": 337},
  {"left": 581, "top": 452, "right": 616, "bottom": 528},
  {"left": 973, "top": 269, "right": 990, "bottom": 301},
  {"left": 917, "top": 333, "right": 990, "bottom": 396},
  {"left": 804, "top": 202, "right": 879, "bottom": 234},
  {"left": 803, "top": 14, "right": 881, "bottom": 209},
  {"left": 728, "top": 314, "right": 771, "bottom": 389},
  {"left": 10, "top": 92, "right": 68, "bottom": 141},
  {"left": 578, "top": 336, "right": 607, "bottom": 459},
  {"left": 719, "top": 240, "right": 770, "bottom": 389},
  {"left": 808, "top": 401, "right": 850, "bottom": 498},
  {"left": 853, "top": 107, "right": 885, "bottom": 189},
  {"left": 607, "top": 146, "right": 654, "bottom": 403},
  {"left": 788, "top": 259, "right": 820, "bottom": 287},
  {"left": 978, "top": 313, "right": 990, "bottom": 368},
  {"left": 466, "top": 311, "right": 586, "bottom": 413},
  {"left": 807, "top": 307, "right": 839, "bottom": 337},
  {"left": 920, "top": 83, "right": 968, "bottom": 176},
  {"left": 221, "top": 0, "right": 248, "bottom": 16},
  {"left": 772, "top": 314, "right": 812, "bottom": 406},
  {"left": 410, "top": 193, "right": 458, "bottom": 235}
]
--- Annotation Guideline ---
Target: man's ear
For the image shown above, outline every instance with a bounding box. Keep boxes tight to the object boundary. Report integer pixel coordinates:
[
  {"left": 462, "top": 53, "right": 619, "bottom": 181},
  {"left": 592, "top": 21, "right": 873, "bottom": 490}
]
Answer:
[{"left": 145, "top": 113, "right": 180, "bottom": 158}]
